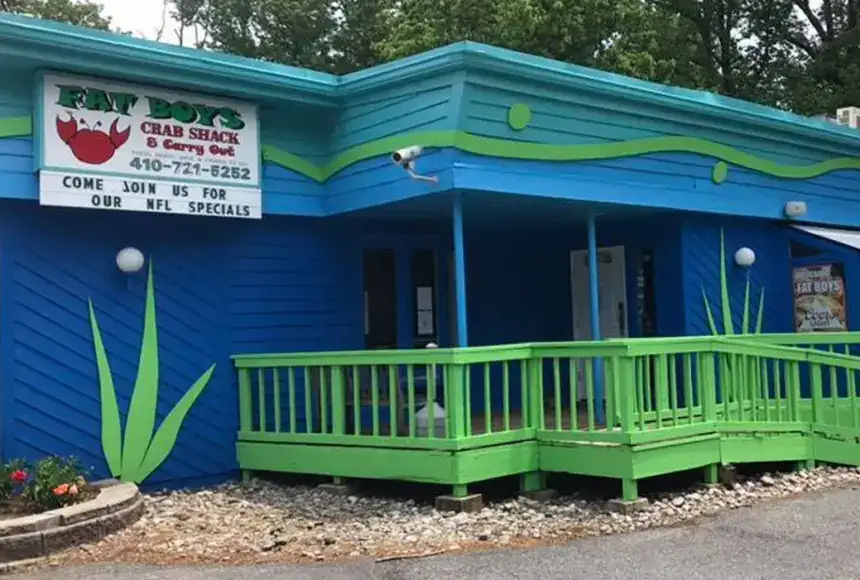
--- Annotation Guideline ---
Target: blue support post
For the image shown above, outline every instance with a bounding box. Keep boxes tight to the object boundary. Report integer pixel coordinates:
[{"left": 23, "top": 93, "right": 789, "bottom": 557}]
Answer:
[
  {"left": 587, "top": 214, "right": 605, "bottom": 425},
  {"left": 452, "top": 193, "right": 469, "bottom": 347}
]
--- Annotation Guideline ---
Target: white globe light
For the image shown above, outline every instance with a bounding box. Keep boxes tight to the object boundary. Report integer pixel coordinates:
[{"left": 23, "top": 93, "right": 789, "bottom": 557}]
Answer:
[
  {"left": 116, "top": 247, "right": 145, "bottom": 274},
  {"left": 734, "top": 247, "right": 755, "bottom": 268}
]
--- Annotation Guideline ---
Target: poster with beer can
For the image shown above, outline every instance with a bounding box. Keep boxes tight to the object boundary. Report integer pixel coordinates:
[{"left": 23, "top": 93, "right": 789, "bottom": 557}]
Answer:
[{"left": 793, "top": 263, "right": 847, "bottom": 332}]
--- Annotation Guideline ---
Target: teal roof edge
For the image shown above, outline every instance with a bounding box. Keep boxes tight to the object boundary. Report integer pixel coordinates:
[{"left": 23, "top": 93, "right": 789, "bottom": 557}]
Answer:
[{"left": 2, "top": 13, "right": 859, "bottom": 149}]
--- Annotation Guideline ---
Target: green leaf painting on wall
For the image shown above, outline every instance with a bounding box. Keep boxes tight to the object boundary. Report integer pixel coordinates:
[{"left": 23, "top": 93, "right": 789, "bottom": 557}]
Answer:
[
  {"left": 88, "top": 261, "right": 216, "bottom": 484},
  {"left": 701, "top": 228, "right": 765, "bottom": 336}
]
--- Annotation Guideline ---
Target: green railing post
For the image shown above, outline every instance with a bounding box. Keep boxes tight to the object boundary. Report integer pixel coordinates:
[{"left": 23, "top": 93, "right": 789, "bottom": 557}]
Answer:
[
  {"left": 331, "top": 366, "right": 346, "bottom": 435},
  {"left": 527, "top": 357, "right": 545, "bottom": 429},
  {"left": 700, "top": 353, "right": 717, "bottom": 422},
  {"left": 615, "top": 356, "right": 635, "bottom": 433},
  {"left": 445, "top": 363, "right": 467, "bottom": 440},
  {"left": 238, "top": 368, "right": 252, "bottom": 432},
  {"left": 811, "top": 364, "right": 824, "bottom": 424}
]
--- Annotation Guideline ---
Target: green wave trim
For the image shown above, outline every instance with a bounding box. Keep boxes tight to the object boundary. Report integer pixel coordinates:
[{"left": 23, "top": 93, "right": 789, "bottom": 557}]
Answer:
[
  {"left": 0, "top": 116, "right": 32, "bottom": 138},
  {"left": 4, "top": 115, "right": 859, "bottom": 183},
  {"left": 266, "top": 131, "right": 860, "bottom": 183}
]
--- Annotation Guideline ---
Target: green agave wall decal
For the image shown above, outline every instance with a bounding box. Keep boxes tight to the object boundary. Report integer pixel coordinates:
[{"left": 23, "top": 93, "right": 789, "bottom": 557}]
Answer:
[
  {"left": 87, "top": 261, "right": 216, "bottom": 484},
  {"left": 701, "top": 228, "right": 765, "bottom": 335}
]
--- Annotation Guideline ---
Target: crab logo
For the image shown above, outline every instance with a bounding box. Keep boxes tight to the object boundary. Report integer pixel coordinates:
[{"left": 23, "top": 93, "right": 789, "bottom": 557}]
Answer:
[{"left": 55, "top": 114, "right": 131, "bottom": 165}]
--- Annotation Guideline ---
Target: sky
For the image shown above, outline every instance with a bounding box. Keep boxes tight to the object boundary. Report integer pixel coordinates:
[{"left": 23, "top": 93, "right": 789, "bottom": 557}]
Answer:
[{"left": 100, "top": 0, "right": 181, "bottom": 43}]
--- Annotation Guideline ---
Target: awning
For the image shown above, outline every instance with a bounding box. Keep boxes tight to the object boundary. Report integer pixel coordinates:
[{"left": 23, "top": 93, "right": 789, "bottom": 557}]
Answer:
[{"left": 792, "top": 225, "right": 860, "bottom": 251}]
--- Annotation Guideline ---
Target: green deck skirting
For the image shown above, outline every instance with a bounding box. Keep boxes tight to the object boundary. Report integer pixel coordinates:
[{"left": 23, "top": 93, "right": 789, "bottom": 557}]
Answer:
[{"left": 4, "top": 115, "right": 859, "bottom": 183}]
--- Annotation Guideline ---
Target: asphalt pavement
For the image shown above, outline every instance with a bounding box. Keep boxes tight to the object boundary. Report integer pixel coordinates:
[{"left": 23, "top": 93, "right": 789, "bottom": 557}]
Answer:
[{"left": 19, "top": 486, "right": 860, "bottom": 580}]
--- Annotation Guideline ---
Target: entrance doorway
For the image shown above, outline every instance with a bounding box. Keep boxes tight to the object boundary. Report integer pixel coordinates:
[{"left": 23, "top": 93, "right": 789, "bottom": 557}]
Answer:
[
  {"left": 570, "top": 246, "right": 628, "bottom": 401},
  {"left": 363, "top": 249, "right": 397, "bottom": 349},
  {"left": 570, "top": 245, "right": 628, "bottom": 341},
  {"left": 362, "top": 248, "right": 439, "bottom": 349}
]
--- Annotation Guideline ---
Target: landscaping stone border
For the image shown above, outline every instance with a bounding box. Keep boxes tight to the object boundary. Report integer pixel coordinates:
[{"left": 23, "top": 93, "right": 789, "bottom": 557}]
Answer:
[{"left": 0, "top": 480, "right": 143, "bottom": 571}]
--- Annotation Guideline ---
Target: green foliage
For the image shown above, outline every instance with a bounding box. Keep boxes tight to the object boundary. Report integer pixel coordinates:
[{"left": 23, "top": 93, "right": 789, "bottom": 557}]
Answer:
[
  {"left": 19, "top": 456, "right": 89, "bottom": 511},
  {"left": 0, "top": 459, "right": 29, "bottom": 502},
  {"left": 702, "top": 228, "right": 765, "bottom": 336},
  {"left": 0, "top": 0, "right": 111, "bottom": 29},
  {"left": 88, "top": 262, "right": 216, "bottom": 484}
]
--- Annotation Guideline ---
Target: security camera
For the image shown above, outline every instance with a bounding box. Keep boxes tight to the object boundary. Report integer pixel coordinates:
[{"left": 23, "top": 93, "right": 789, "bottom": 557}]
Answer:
[
  {"left": 392, "top": 146, "right": 423, "bottom": 165},
  {"left": 391, "top": 145, "right": 438, "bottom": 183}
]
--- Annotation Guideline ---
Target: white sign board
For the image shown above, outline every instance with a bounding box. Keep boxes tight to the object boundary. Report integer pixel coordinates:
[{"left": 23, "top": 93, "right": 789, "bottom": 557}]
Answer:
[
  {"left": 39, "top": 72, "right": 261, "bottom": 219},
  {"left": 39, "top": 171, "right": 262, "bottom": 219}
]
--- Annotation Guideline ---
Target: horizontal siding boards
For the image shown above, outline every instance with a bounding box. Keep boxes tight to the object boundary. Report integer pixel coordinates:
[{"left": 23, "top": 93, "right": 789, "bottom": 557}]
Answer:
[
  {"left": 260, "top": 103, "right": 334, "bottom": 168},
  {"left": 321, "top": 77, "right": 458, "bottom": 212},
  {"left": 460, "top": 73, "right": 857, "bottom": 164},
  {"left": 0, "top": 138, "right": 35, "bottom": 199},
  {"left": 0, "top": 70, "right": 32, "bottom": 118},
  {"left": 0, "top": 204, "right": 235, "bottom": 485},
  {"left": 0, "top": 201, "right": 363, "bottom": 486},
  {"left": 679, "top": 216, "right": 795, "bottom": 337},
  {"left": 227, "top": 218, "right": 363, "bottom": 354},
  {"left": 323, "top": 149, "right": 456, "bottom": 214},
  {"left": 330, "top": 77, "right": 458, "bottom": 156},
  {"left": 259, "top": 103, "right": 329, "bottom": 214},
  {"left": 451, "top": 152, "right": 860, "bottom": 228}
]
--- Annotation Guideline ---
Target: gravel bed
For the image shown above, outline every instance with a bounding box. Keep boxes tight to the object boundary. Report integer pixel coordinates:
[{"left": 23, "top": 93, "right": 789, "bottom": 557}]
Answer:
[{"left": 49, "top": 466, "right": 860, "bottom": 566}]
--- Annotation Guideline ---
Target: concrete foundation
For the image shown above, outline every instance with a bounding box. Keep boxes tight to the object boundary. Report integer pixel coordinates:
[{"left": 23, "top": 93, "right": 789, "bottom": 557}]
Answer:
[
  {"left": 607, "top": 498, "right": 649, "bottom": 514},
  {"left": 435, "top": 493, "right": 484, "bottom": 513},
  {"left": 317, "top": 483, "right": 354, "bottom": 496}
]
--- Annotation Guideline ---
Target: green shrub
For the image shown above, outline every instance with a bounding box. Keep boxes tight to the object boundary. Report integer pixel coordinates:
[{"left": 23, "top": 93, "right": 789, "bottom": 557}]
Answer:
[{"left": 20, "top": 456, "right": 89, "bottom": 511}]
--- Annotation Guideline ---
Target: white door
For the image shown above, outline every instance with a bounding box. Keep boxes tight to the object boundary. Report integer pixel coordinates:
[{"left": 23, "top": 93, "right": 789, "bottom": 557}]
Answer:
[{"left": 570, "top": 246, "right": 628, "bottom": 399}]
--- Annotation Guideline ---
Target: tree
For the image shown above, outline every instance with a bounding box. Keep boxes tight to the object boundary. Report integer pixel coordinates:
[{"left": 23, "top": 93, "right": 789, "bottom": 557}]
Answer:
[
  {"left": 329, "top": 0, "right": 395, "bottom": 74},
  {"left": 0, "top": 0, "right": 111, "bottom": 29},
  {"left": 377, "top": 0, "right": 702, "bottom": 85},
  {"left": 168, "top": 0, "right": 336, "bottom": 71}
]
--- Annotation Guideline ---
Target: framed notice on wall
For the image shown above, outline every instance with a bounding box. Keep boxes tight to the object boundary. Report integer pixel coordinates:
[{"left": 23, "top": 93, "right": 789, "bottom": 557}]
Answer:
[{"left": 793, "top": 263, "right": 847, "bottom": 332}]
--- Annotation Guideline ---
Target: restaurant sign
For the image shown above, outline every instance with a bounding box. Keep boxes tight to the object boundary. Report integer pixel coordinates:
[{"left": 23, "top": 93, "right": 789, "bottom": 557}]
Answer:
[{"left": 38, "top": 73, "right": 261, "bottom": 219}]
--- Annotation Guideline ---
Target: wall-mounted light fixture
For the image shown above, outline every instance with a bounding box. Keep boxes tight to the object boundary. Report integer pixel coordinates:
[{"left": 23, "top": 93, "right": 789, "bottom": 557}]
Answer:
[
  {"left": 734, "top": 247, "right": 756, "bottom": 268},
  {"left": 784, "top": 201, "right": 807, "bottom": 219},
  {"left": 116, "top": 247, "right": 145, "bottom": 274}
]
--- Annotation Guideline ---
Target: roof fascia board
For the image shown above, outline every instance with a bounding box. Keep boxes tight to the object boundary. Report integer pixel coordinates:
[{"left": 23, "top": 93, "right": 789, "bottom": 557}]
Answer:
[
  {"left": 460, "top": 46, "right": 860, "bottom": 154},
  {"left": 337, "top": 45, "right": 469, "bottom": 97}
]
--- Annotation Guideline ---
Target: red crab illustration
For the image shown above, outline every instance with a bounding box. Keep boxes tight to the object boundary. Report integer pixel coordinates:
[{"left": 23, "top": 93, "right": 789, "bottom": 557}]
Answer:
[{"left": 55, "top": 114, "right": 131, "bottom": 165}]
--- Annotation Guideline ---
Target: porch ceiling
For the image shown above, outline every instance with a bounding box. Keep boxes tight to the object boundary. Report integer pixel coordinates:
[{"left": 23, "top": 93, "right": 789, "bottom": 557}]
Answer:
[{"left": 336, "top": 190, "right": 670, "bottom": 229}]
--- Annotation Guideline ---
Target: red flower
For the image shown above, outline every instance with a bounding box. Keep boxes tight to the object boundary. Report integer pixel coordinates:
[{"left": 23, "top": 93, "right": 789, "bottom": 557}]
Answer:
[
  {"left": 9, "top": 470, "right": 27, "bottom": 484},
  {"left": 53, "top": 483, "right": 69, "bottom": 496}
]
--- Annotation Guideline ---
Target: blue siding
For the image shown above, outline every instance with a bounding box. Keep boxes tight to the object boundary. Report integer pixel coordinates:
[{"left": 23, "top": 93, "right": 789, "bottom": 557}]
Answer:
[
  {"left": 452, "top": 152, "right": 860, "bottom": 229},
  {"left": 460, "top": 73, "right": 857, "bottom": 163},
  {"left": 323, "top": 77, "right": 459, "bottom": 212},
  {"left": 0, "top": 201, "right": 363, "bottom": 486},
  {"left": 680, "top": 216, "right": 794, "bottom": 337},
  {"left": 681, "top": 216, "right": 860, "bottom": 337},
  {"left": 331, "top": 77, "right": 459, "bottom": 154},
  {"left": 229, "top": 218, "right": 362, "bottom": 353}
]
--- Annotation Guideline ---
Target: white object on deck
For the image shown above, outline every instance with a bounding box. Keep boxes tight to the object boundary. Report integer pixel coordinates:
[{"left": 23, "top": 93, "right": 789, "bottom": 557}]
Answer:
[{"left": 416, "top": 401, "right": 446, "bottom": 438}]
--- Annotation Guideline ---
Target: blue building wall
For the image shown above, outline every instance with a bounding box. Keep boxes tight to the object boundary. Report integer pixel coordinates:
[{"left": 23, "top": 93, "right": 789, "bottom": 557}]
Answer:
[
  {"left": 0, "top": 202, "right": 364, "bottom": 487},
  {"left": 680, "top": 216, "right": 860, "bottom": 337}
]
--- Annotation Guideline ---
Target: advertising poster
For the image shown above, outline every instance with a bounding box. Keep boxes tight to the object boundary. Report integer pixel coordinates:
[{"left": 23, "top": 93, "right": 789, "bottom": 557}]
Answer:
[{"left": 793, "top": 263, "right": 847, "bottom": 332}]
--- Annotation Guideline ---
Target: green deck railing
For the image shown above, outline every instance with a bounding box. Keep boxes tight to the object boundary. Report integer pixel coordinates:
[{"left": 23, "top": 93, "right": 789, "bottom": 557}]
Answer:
[{"left": 233, "top": 333, "right": 860, "bottom": 496}]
